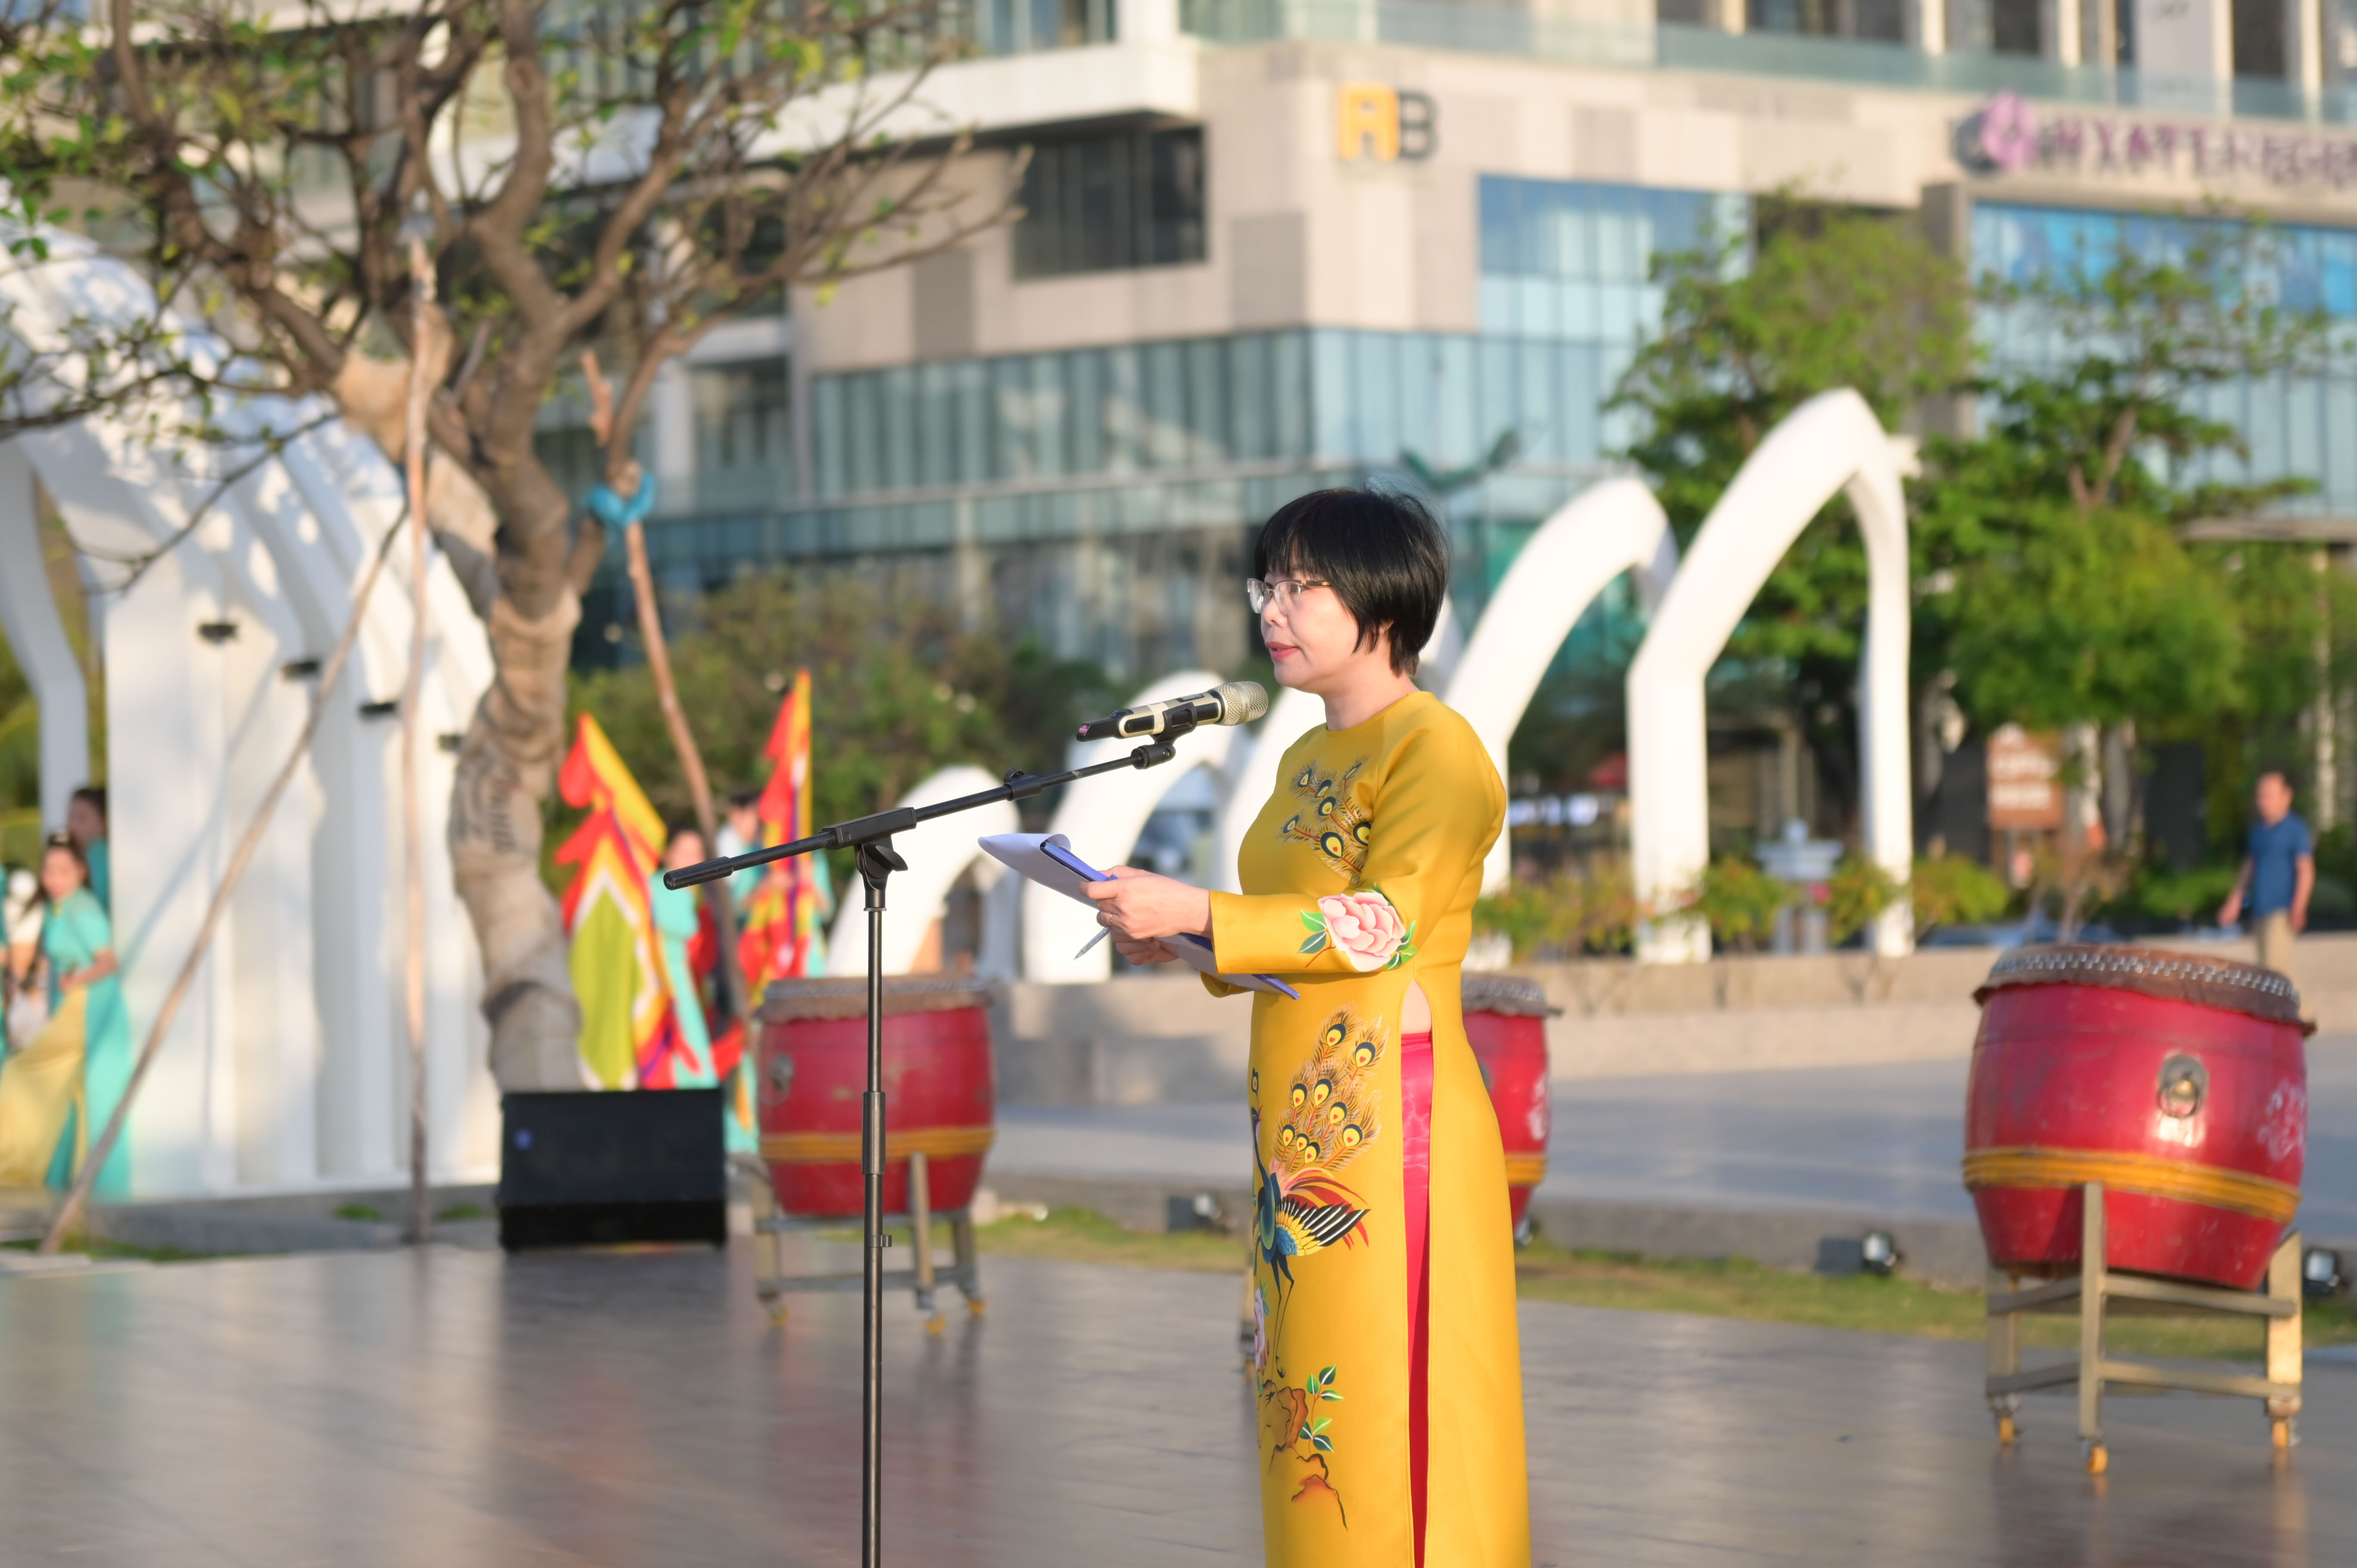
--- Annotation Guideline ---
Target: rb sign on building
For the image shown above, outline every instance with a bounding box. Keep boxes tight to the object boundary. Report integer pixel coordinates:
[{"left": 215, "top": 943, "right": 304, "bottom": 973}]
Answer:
[{"left": 1337, "top": 83, "right": 1437, "bottom": 162}]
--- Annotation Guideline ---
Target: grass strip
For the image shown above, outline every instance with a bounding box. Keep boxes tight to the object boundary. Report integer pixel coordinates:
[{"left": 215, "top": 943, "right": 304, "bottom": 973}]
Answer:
[
  {"left": 2, "top": 1235, "right": 215, "bottom": 1263},
  {"left": 927, "top": 1207, "right": 2357, "bottom": 1363}
]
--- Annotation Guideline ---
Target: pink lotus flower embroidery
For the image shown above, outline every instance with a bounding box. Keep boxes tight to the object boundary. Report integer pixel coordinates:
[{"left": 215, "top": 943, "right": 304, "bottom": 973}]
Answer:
[{"left": 1298, "top": 888, "right": 1415, "bottom": 972}]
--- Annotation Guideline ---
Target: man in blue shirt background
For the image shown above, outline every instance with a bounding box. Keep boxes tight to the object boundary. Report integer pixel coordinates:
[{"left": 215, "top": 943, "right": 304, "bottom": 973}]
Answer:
[{"left": 2219, "top": 770, "right": 2315, "bottom": 988}]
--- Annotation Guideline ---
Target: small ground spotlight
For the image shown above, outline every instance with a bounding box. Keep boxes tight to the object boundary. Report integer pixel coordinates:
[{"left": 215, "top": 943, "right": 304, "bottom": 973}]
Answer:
[
  {"left": 1168, "top": 1192, "right": 1228, "bottom": 1235},
  {"left": 2303, "top": 1247, "right": 2344, "bottom": 1301},
  {"left": 1816, "top": 1230, "right": 1903, "bottom": 1277},
  {"left": 1859, "top": 1230, "right": 1902, "bottom": 1277}
]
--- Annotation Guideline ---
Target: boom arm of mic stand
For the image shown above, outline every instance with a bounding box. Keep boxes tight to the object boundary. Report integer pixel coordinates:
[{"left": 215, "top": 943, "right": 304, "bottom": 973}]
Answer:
[{"left": 661, "top": 727, "right": 1191, "bottom": 890}]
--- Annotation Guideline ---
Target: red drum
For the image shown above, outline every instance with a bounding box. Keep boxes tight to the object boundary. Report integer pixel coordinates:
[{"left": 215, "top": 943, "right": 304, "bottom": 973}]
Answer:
[
  {"left": 1965, "top": 945, "right": 2309, "bottom": 1291},
  {"left": 758, "top": 976, "right": 997, "bottom": 1218},
  {"left": 1463, "top": 973, "right": 1558, "bottom": 1229}
]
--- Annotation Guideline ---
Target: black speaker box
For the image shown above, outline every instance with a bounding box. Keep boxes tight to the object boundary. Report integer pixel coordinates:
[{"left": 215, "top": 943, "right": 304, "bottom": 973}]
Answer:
[{"left": 497, "top": 1088, "right": 728, "bottom": 1251}]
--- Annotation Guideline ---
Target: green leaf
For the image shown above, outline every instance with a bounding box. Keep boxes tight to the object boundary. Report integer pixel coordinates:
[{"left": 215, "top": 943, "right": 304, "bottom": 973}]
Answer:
[
  {"left": 1319, "top": 1391, "right": 1342, "bottom": 1401},
  {"left": 1312, "top": 1434, "right": 1333, "bottom": 1453},
  {"left": 1297, "top": 933, "right": 1327, "bottom": 956},
  {"left": 1299, "top": 909, "right": 1325, "bottom": 933},
  {"left": 1318, "top": 1365, "right": 1337, "bottom": 1384}
]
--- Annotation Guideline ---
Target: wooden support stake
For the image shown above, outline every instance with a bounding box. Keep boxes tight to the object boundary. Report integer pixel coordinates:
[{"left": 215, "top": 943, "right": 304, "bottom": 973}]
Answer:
[
  {"left": 2079, "top": 1180, "right": 2107, "bottom": 1470},
  {"left": 1987, "top": 1266, "right": 2021, "bottom": 1443},
  {"left": 400, "top": 234, "right": 437, "bottom": 1246},
  {"left": 954, "top": 1208, "right": 984, "bottom": 1317},
  {"left": 910, "top": 1149, "right": 939, "bottom": 1332},
  {"left": 2268, "top": 1230, "right": 2304, "bottom": 1449}
]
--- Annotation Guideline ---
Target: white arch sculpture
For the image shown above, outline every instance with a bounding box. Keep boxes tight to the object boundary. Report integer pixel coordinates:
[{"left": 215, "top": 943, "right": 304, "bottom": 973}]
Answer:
[
  {"left": 1626, "top": 388, "right": 1914, "bottom": 963},
  {"left": 825, "top": 765, "right": 1018, "bottom": 976},
  {"left": 1444, "top": 478, "right": 1678, "bottom": 894},
  {"left": 1025, "top": 669, "right": 1241, "bottom": 982},
  {"left": 0, "top": 236, "right": 498, "bottom": 1195}
]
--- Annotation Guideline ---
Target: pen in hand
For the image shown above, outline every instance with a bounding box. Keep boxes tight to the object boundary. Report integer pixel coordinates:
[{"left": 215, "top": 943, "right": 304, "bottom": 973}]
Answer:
[{"left": 1073, "top": 926, "right": 1110, "bottom": 961}]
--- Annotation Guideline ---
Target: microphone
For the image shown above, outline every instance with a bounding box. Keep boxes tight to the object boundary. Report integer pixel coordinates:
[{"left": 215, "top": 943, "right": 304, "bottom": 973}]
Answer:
[{"left": 1076, "top": 680, "right": 1268, "bottom": 743}]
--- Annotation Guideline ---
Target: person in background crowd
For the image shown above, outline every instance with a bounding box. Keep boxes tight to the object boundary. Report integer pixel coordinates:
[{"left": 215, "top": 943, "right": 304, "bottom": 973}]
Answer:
[
  {"left": 0, "top": 834, "right": 132, "bottom": 1193},
  {"left": 66, "top": 786, "right": 108, "bottom": 911},
  {"left": 2220, "top": 770, "right": 2315, "bottom": 990},
  {"left": 717, "top": 788, "right": 766, "bottom": 906}
]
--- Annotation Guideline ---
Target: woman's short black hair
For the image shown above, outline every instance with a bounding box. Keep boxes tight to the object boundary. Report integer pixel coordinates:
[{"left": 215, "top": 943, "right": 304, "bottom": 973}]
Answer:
[{"left": 1253, "top": 488, "right": 1449, "bottom": 677}]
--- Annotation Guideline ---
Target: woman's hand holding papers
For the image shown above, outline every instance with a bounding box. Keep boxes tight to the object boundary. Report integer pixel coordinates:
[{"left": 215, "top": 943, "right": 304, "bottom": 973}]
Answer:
[{"left": 1084, "top": 866, "right": 1213, "bottom": 967}]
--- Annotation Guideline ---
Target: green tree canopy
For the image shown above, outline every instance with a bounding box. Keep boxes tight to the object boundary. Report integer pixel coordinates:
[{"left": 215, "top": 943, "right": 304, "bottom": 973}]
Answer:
[{"left": 1917, "top": 224, "right": 2331, "bottom": 741}]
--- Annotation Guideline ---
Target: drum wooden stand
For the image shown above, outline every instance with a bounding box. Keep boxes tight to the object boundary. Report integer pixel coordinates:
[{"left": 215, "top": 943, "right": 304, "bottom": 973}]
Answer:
[
  {"left": 1984, "top": 1180, "right": 2304, "bottom": 1473},
  {"left": 742, "top": 1149, "right": 984, "bottom": 1333}
]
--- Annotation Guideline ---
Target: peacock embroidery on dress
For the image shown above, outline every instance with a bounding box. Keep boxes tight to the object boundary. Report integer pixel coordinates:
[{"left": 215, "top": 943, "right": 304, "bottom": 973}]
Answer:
[
  {"left": 1280, "top": 757, "right": 1371, "bottom": 880},
  {"left": 1251, "top": 1008, "right": 1387, "bottom": 1525}
]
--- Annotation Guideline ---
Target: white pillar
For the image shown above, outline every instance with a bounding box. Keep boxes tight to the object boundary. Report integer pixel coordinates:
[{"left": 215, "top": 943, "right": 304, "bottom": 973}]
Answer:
[
  {"left": 2292, "top": 0, "right": 2327, "bottom": 93},
  {"left": 2052, "top": 0, "right": 2083, "bottom": 65},
  {"left": 1912, "top": 0, "right": 1949, "bottom": 52},
  {"left": 1122, "top": 0, "right": 1182, "bottom": 42},
  {"left": 0, "top": 442, "right": 87, "bottom": 832}
]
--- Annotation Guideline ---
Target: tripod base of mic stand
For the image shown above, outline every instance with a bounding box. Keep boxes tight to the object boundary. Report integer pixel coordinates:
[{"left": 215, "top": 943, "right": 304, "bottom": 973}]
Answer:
[{"left": 743, "top": 1150, "right": 985, "bottom": 1331}]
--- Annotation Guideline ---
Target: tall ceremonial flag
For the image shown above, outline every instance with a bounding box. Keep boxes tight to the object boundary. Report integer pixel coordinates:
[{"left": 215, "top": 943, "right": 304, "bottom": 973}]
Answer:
[
  {"left": 740, "top": 669, "right": 828, "bottom": 990},
  {"left": 556, "top": 714, "right": 671, "bottom": 1088}
]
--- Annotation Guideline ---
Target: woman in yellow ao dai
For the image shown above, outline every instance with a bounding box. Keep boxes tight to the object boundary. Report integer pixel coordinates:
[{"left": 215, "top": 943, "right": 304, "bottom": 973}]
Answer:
[{"left": 1085, "top": 489, "right": 1529, "bottom": 1568}]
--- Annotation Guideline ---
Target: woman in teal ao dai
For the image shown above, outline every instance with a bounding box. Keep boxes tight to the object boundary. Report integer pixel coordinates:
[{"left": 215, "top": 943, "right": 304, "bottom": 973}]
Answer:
[{"left": 0, "top": 834, "right": 134, "bottom": 1193}]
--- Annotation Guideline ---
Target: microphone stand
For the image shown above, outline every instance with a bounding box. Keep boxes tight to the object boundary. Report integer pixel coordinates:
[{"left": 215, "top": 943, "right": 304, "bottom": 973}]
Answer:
[{"left": 663, "top": 717, "right": 1205, "bottom": 1568}]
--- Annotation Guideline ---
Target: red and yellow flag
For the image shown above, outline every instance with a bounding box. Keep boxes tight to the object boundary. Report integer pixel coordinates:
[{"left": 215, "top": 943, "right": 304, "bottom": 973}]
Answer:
[
  {"left": 556, "top": 713, "right": 672, "bottom": 1088},
  {"left": 739, "top": 669, "right": 828, "bottom": 990}
]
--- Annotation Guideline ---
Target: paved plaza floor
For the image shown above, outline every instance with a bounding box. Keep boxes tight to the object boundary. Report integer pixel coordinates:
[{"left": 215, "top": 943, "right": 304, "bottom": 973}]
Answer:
[
  {"left": 0, "top": 1240, "right": 2349, "bottom": 1565},
  {"left": 994, "top": 1035, "right": 2357, "bottom": 1236}
]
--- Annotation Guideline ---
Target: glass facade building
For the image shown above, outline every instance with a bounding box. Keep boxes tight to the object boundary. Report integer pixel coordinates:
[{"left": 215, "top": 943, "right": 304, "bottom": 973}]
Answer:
[
  {"left": 585, "top": 10, "right": 2357, "bottom": 702},
  {"left": 614, "top": 174, "right": 1753, "bottom": 677},
  {"left": 1973, "top": 200, "right": 2357, "bottom": 510}
]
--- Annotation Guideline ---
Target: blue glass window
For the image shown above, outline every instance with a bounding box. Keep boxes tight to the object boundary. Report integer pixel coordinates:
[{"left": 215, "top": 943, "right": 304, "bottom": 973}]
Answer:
[{"left": 1972, "top": 200, "right": 2357, "bottom": 512}]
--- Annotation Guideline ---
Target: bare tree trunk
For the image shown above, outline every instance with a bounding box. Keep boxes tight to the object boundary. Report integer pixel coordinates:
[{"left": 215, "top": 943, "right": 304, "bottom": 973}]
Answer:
[
  {"left": 336, "top": 358, "right": 587, "bottom": 1092},
  {"left": 450, "top": 584, "right": 584, "bottom": 1089}
]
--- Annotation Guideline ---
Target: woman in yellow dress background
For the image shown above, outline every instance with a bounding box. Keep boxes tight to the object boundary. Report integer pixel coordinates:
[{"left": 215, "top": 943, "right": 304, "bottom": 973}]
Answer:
[{"left": 1086, "top": 489, "right": 1528, "bottom": 1567}]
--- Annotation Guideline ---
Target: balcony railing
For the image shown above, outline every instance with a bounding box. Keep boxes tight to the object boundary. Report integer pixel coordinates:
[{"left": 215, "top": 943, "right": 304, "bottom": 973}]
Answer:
[{"left": 1179, "top": 0, "right": 2357, "bottom": 125}]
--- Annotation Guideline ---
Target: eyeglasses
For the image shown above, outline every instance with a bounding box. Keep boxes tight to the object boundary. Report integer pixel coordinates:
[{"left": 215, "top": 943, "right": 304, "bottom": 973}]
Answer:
[{"left": 1245, "top": 577, "right": 1332, "bottom": 614}]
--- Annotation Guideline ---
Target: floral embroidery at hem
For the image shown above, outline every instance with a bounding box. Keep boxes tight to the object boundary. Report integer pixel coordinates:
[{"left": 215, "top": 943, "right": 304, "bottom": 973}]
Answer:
[
  {"left": 1298, "top": 887, "right": 1417, "bottom": 972},
  {"left": 1281, "top": 757, "right": 1371, "bottom": 879},
  {"left": 1250, "top": 1009, "right": 1387, "bottom": 1528}
]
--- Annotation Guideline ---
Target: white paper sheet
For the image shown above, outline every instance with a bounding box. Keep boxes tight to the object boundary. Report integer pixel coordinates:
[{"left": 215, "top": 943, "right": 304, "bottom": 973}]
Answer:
[{"left": 978, "top": 832, "right": 1299, "bottom": 998}]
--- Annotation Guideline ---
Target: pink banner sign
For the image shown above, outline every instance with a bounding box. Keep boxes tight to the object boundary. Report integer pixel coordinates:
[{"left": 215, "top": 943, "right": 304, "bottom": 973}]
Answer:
[{"left": 1956, "top": 91, "right": 2357, "bottom": 190}]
